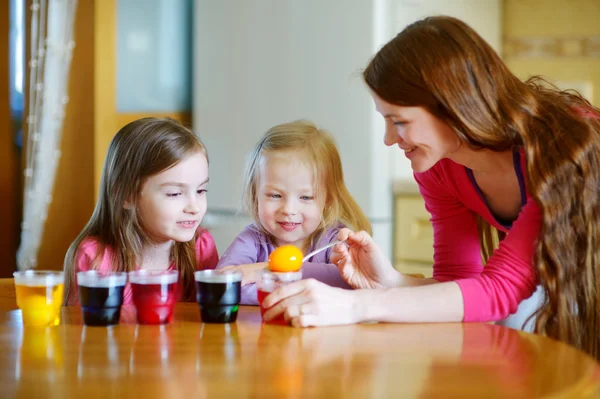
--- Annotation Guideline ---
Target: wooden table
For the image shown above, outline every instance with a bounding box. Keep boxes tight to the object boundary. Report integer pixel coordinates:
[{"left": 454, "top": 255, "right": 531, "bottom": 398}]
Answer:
[{"left": 0, "top": 304, "right": 598, "bottom": 398}]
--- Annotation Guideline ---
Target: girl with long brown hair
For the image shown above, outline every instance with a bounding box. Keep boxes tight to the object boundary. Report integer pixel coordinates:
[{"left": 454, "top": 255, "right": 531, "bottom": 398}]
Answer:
[
  {"left": 63, "top": 117, "right": 219, "bottom": 305},
  {"left": 260, "top": 16, "right": 600, "bottom": 360}
]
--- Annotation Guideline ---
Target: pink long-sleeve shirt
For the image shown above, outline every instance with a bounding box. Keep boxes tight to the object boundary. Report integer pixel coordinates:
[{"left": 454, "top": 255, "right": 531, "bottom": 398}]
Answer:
[{"left": 414, "top": 151, "right": 542, "bottom": 322}]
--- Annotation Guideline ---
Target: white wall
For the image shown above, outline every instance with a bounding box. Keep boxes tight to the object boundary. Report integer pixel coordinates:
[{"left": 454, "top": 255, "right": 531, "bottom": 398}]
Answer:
[
  {"left": 195, "top": 0, "right": 381, "bottom": 211},
  {"left": 193, "top": 0, "right": 502, "bottom": 257},
  {"left": 195, "top": 0, "right": 395, "bottom": 255}
]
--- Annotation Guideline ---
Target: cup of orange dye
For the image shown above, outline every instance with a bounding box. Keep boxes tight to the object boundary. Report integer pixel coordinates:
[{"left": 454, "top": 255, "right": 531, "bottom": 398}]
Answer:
[
  {"left": 258, "top": 245, "right": 304, "bottom": 325},
  {"left": 13, "top": 270, "right": 64, "bottom": 327}
]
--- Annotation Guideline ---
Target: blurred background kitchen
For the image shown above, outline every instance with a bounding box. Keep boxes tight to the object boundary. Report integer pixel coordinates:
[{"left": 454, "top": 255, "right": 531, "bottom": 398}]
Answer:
[{"left": 1, "top": 0, "right": 598, "bottom": 278}]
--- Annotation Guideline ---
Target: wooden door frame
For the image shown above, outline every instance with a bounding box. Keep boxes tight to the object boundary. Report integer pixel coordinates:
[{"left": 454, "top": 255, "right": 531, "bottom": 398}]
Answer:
[
  {"left": 93, "top": 0, "right": 191, "bottom": 193},
  {"left": 0, "top": 0, "right": 21, "bottom": 277}
]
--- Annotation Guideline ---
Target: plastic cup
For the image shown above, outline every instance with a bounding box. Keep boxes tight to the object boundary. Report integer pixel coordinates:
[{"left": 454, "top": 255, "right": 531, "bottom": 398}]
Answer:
[
  {"left": 13, "top": 270, "right": 64, "bottom": 327},
  {"left": 129, "top": 270, "right": 179, "bottom": 325},
  {"left": 195, "top": 270, "right": 242, "bottom": 323},
  {"left": 256, "top": 269, "right": 302, "bottom": 325},
  {"left": 77, "top": 271, "right": 127, "bottom": 326}
]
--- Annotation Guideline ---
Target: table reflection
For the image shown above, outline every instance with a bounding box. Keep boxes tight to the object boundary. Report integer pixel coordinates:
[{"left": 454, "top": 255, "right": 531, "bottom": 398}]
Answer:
[
  {"left": 16, "top": 326, "right": 65, "bottom": 396},
  {"left": 0, "top": 304, "right": 596, "bottom": 397},
  {"left": 248, "top": 322, "right": 600, "bottom": 398},
  {"left": 77, "top": 325, "right": 128, "bottom": 381},
  {"left": 423, "top": 322, "right": 600, "bottom": 398},
  {"left": 197, "top": 322, "right": 241, "bottom": 376},
  {"left": 128, "top": 325, "right": 173, "bottom": 377},
  {"left": 251, "top": 323, "right": 408, "bottom": 397}
]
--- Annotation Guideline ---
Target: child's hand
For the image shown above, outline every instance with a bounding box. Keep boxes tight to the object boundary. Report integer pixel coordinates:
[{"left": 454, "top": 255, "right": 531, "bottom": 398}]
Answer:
[{"left": 219, "top": 262, "right": 268, "bottom": 286}]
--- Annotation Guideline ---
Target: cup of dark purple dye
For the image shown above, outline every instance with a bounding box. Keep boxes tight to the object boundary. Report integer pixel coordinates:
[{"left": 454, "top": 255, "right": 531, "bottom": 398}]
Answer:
[
  {"left": 77, "top": 271, "right": 127, "bottom": 326},
  {"left": 194, "top": 270, "right": 243, "bottom": 323}
]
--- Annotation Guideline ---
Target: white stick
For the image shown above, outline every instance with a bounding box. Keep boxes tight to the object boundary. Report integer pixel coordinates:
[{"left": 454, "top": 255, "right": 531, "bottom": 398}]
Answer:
[{"left": 302, "top": 240, "right": 346, "bottom": 262}]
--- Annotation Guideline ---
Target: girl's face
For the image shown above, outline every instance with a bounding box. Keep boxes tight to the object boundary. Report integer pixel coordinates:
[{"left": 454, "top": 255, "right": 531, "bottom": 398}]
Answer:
[
  {"left": 135, "top": 151, "right": 209, "bottom": 245},
  {"left": 256, "top": 151, "right": 325, "bottom": 251},
  {"left": 371, "top": 92, "right": 461, "bottom": 173}
]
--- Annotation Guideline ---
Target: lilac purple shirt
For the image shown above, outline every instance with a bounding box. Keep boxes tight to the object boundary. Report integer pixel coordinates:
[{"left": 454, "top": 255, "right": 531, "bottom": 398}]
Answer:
[
  {"left": 216, "top": 224, "right": 352, "bottom": 305},
  {"left": 414, "top": 150, "right": 542, "bottom": 322}
]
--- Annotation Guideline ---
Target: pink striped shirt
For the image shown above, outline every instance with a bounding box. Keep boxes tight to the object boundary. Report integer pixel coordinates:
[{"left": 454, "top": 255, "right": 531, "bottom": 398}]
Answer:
[{"left": 414, "top": 152, "right": 542, "bottom": 322}]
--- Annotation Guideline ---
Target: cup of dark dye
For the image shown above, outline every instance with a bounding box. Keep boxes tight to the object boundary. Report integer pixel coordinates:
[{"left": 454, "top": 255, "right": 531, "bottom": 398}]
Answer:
[
  {"left": 77, "top": 271, "right": 127, "bottom": 326},
  {"left": 194, "top": 270, "right": 242, "bottom": 323}
]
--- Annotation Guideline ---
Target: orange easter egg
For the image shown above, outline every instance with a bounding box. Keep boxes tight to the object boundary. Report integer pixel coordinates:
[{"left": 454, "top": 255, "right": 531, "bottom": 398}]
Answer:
[{"left": 268, "top": 245, "right": 303, "bottom": 272}]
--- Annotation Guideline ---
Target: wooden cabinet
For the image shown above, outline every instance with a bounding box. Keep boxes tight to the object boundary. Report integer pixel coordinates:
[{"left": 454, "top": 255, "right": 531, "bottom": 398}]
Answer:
[{"left": 393, "top": 193, "right": 434, "bottom": 277}]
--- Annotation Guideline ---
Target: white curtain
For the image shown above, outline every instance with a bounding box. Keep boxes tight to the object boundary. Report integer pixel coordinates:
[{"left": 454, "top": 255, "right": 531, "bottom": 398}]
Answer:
[{"left": 17, "top": 0, "right": 78, "bottom": 270}]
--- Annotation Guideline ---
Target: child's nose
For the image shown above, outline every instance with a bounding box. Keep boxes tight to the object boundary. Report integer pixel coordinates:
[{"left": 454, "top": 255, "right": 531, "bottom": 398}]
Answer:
[
  {"left": 282, "top": 199, "right": 298, "bottom": 215},
  {"left": 185, "top": 196, "right": 201, "bottom": 214}
]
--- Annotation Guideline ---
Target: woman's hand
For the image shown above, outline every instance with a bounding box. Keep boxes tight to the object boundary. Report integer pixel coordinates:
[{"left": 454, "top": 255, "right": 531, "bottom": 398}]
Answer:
[
  {"left": 262, "top": 279, "right": 362, "bottom": 327},
  {"left": 219, "top": 262, "right": 267, "bottom": 285},
  {"left": 330, "top": 228, "right": 401, "bottom": 289}
]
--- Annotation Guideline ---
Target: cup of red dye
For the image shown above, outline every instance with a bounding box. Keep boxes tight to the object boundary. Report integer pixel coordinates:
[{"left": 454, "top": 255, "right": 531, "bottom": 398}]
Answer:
[
  {"left": 256, "top": 269, "right": 302, "bottom": 325},
  {"left": 129, "top": 270, "right": 179, "bottom": 325}
]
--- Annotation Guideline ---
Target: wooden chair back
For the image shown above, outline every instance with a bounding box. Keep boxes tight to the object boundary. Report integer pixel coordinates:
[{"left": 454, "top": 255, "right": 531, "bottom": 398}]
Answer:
[{"left": 0, "top": 278, "right": 17, "bottom": 310}]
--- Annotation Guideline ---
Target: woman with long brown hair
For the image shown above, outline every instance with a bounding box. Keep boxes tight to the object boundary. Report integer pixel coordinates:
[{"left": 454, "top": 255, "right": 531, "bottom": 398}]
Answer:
[{"left": 260, "top": 16, "right": 600, "bottom": 360}]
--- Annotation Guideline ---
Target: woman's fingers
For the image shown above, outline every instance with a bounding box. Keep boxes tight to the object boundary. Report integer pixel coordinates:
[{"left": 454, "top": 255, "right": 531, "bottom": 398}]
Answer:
[
  {"left": 334, "top": 241, "right": 349, "bottom": 253},
  {"left": 339, "top": 254, "right": 353, "bottom": 276},
  {"left": 262, "top": 282, "right": 359, "bottom": 327},
  {"left": 262, "top": 279, "right": 325, "bottom": 322},
  {"left": 262, "top": 280, "right": 318, "bottom": 321},
  {"left": 262, "top": 280, "right": 310, "bottom": 309},
  {"left": 262, "top": 296, "right": 302, "bottom": 322},
  {"left": 336, "top": 228, "right": 353, "bottom": 242},
  {"left": 340, "top": 259, "right": 355, "bottom": 279},
  {"left": 283, "top": 302, "right": 314, "bottom": 321},
  {"left": 330, "top": 242, "right": 349, "bottom": 266},
  {"left": 346, "top": 230, "right": 372, "bottom": 247}
]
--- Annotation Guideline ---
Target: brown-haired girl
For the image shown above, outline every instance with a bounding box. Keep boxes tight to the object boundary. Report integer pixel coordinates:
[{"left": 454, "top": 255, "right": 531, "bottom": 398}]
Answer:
[{"left": 64, "top": 117, "right": 218, "bottom": 304}]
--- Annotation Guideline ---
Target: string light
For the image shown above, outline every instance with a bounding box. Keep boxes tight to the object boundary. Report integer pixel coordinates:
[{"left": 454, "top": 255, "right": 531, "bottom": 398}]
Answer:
[{"left": 17, "top": 0, "right": 79, "bottom": 270}]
